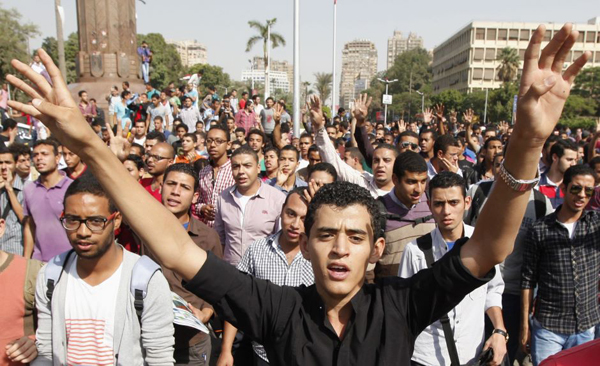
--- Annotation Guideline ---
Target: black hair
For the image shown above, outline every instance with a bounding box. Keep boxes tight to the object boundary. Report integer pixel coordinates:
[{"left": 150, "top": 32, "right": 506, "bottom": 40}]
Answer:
[
  {"left": 64, "top": 174, "right": 118, "bottom": 213},
  {"left": 121, "top": 91, "right": 130, "bottom": 99},
  {"left": 563, "top": 164, "right": 595, "bottom": 187},
  {"left": 242, "top": 91, "right": 249, "bottom": 96},
  {"left": 550, "top": 139, "right": 578, "bottom": 159},
  {"left": 175, "top": 124, "right": 189, "bottom": 132},
  {"left": 308, "top": 162, "right": 338, "bottom": 182},
  {"left": 146, "top": 131, "right": 166, "bottom": 143},
  {"left": 153, "top": 115, "right": 164, "bottom": 123},
  {"left": 374, "top": 143, "right": 399, "bottom": 157},
  {"left": 193, "top": 158, "right": 210, "bottom": 175},
  {"left": 280, "top": 144, "right": 299, "bottom": 161},
  {"left": 33, "top": 139, "right": 59, "bottom": 155},
  {"left": 428, "top": 171, "right": 466, "bottom": 199},
  {"left": 123, "top": 81, "right": 130, "bottom": 87},
  {"left": 264, "top": 145, "right": 280, "bottom": 156},
  {"left": 251, "top": 94, "right": 260, "bottom": 101},
  {"left": 398, "top": 130, "right": 418, "bottom": 140},
  {"left": 78, "top": 90, "right": 86, "bottom": 97},
  {"left": 164, "top": 163, "right": 200, "bottom": 191},
  {"left": 182, "top": 132, "right": 197, "bottom": 143},
  {"left": 308, "top": 144, "right": 320, "bottom": 155},
  {"left": 419, "top": 128, "right": 438, "bottom": 140},
  {"left": 543, "top": 135, "right": 560, "bottom": 150},
  {"left": 247, "top": 128, "right": 265, "bottom": 143},
  {"left": 8, "top": 142, "right": 30, "bottom": 159},
  {"left": 299, "top": 132, "right": 313, "bottom": 142},
  {"left": 208, "top": 125, "right": 230, "bottom": 141},
  {"left": 588, "top": 156, "right": 600, "bottom": 169},
  {"left": 2, "top": 118, "right": 17, "bottom": 131},
  {"left": 234, "top": 127, "right": 246, "bottom": 135},
  {"left": 231, "top": 144, "right": 258, "bottom": 163},
  {"left": 392, "top": 151, "right": 427, "bottom": 179},
  {"left": 433, "top": 135, "right": 459, "bottom": 156},
  {"left": 283, "top": 186, "right": 309, "bottom": 208},
  {"left": 482, "top": 136, "right": 503, "bottom": 150},
  {"left": 0, "top": 145, "right": 16, "bottom": 162},
  {"left": 125, "top": 154, "right": 144, "bottom": 170},
  {"left": 130, "top": 143, "right": 145, "bottom": 157},
  {"left": 304, "top": 181, "right": 385, "bottom": 241},
  {"left": 344, "top": 147, "right": 365, "bottom": 166}
]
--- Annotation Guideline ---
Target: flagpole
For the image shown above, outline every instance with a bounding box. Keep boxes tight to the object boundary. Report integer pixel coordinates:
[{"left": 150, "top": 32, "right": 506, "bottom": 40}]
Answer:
[
  {"left": 331, "top": 0, "right": 337, "bottom": 115},
  {"left": 292, "top": 0, "right": 300, "bottom": 138}
]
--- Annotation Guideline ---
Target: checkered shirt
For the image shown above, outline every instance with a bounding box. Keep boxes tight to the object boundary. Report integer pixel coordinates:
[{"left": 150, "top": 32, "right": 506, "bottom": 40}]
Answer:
[{"left": 194, "top": 160, "right": 235, "bottom": 227}]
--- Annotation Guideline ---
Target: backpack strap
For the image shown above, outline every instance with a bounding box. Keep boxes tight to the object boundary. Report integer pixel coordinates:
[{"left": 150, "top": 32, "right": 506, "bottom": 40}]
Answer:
[
  {"left": 532, "top": 189, "right": 548, "bottom": 220},
  {"left": 130, "top": 255, "right": 162, "bottom": 324},
  {"left": 44, "top": 249, "right": 76, "bottom": 302},
  {"left": 415, "top": 234, "right": 461, "bottom": 366}
]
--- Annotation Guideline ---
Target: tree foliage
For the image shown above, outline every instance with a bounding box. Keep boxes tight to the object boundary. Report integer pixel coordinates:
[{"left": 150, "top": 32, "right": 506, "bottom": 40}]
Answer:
[
  {"left": 572, "top": 66, "right": 600, "bottom": 100},
  {"left": 314, "top": 72, "right": 332, "bottom": 104},
  {"left": 137, "top": 33, "right": 183, "bottom": 89},
  {"left": 0, "top": 4, "right": 39, "bottom": 83},
  {"left": 41, "top": 33, "right": 79, "bottom": 84},
  {"left": 496, "top": 47, "right": 520, "bottom": 83},
  {"left": 187, "top": 63, "right": 232, "bottom": 97},
  {"left": 245, "top": 18, "right": 286, "bottom": 70}
]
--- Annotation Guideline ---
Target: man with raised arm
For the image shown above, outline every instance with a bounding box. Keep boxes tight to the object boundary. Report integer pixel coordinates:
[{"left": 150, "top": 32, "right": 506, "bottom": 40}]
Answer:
[{"left": 7, "top": 24, "right": 590, "bottom": 365}]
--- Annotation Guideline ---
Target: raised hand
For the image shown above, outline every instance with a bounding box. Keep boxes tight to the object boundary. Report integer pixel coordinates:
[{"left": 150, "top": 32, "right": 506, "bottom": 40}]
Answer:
[
  {"left": 516, "top": 24, "right": 590, "bottom": 145},
  {"left": 273, "top": 103, "right": 283, "bottom": 124},
  {"left": 434, "top": 104, "right": 445, "bottom": 121},
  {"left": 107, "top": 122, "right": 131, "bottom": 162},
  {"left": 449, "top": 110, "right": 458, "bottom": 123},
  {"left": 308, "top": 95, "right": 325, "bottom": 131},
  {"left": 462, "top": 108, "right": 474, "bottom": 125},
  {"left": 422, "top": 108, "right": 433, "bottom": 124},
  {"left": 398, "top": 119, "right": 406, "bottom": 133},
  {"left": 351, "top": 93, "right": 372, "bottom": 124},
  {"left": 6, "top": 49, "right": 95, "bottom": 155}
]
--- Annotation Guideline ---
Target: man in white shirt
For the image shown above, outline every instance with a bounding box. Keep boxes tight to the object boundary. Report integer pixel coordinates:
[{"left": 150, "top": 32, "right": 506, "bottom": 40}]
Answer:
[
  {"left": 146, "top": 94, "right": 171, "bottom": 133},
  {"left": 398, "top": 172, "right": 507, "bottom": 366},
  {"left": 179, "top": 96, "right": 202, "bottom": 132}
]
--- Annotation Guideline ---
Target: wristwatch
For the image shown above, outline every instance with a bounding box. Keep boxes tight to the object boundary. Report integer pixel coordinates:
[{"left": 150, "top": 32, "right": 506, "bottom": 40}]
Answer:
[
  {"left": 498, "top": 161, "right": 540, "bottom": 192},
  {"left": 492, "top": 328, "right": 509, "bottom": 343}
]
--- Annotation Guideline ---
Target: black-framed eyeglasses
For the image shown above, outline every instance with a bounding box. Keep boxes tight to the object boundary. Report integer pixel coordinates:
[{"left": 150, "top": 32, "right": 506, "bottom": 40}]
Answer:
[
  {"left": 145, "top": 153, "right": 170, "bottom": 161},
  {"left": 206, "top": 138, "right": 227, "bottom": 146},
  {"left": 60, "top": 212, "right": 118, "bottom": 233},
  {"left": 569, "top": 184, "right": 594, "bottom": 198},
  {"left": 400, "top": 141, "right": 419, "bottom": 151}
]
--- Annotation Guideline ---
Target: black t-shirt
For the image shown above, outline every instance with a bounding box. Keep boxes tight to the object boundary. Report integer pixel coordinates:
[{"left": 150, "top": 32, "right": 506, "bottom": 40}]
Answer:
[{"left": 185, "top": 237, "right": 493, "bottom": 366}]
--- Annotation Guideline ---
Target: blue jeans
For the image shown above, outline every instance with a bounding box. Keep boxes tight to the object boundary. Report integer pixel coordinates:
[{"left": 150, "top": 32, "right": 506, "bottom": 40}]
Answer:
[
  {"left": 141, "top": 62, "right": 150, "bottom": 83},
  {"left": 531, "top": 317, "right": 595, "bottom": 365}
]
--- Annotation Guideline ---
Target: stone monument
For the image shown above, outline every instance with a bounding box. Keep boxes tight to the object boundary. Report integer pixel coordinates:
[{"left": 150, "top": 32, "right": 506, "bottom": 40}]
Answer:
[{"left": 68, "top": 0, "right": 144, "bottom": 111}]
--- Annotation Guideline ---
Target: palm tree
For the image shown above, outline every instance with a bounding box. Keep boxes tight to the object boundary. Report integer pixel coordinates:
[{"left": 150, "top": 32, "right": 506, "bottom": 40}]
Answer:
[
  {"left": 246, "top": 18, "right": 286, "bottom": 97},
  {"left": 314, "top": 73, "right": 333, "bottom": 104},
  {"left": 496, "top": 47, "right": 520, "bottom": 83},
  {"left": 302, "top": 81, "right": 313, "bottom": 102}
]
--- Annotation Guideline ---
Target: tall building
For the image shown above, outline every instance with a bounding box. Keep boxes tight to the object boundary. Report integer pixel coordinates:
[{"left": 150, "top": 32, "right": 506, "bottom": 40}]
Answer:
[
  {"left": 432, "top": 18, "right": 600, "bottom": 93},
  {"left": 387, "top": 31, "right": 424, "bottom": 69},
  {"left": 241, "top": 57, "right": 294, "bottom": 93},
  {"left": 167, "top": 40, "right": 208, "bottom": 67},
  {"left": 339, "top": 40, "right": 378, "bottom": 109}
]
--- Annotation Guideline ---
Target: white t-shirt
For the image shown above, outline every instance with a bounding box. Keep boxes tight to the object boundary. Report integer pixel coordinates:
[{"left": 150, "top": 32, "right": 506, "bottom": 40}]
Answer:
[
  {"left": 234, "top": 189, "right": 255, "bottom": 226},
  {"left": 558, "top": 221, "right": 577, "bottom": 239},
  {"left": 133, "top": 136, "right": 146, "bottom": 146},
  {"left": 64, "top": 257, "right": 123, "bottom": 366}
]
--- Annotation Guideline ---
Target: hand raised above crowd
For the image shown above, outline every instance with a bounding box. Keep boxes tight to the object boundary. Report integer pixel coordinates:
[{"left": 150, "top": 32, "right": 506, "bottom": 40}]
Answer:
[
  {"left": 351, "top": 93, "right": 372, "bottom": 127},
  {"left": 308, "top": 95, "right": 325, "bottom": 131}
]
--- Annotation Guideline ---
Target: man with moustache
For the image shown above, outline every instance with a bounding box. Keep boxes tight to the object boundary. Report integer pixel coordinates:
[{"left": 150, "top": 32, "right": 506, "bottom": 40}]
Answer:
[
  {"left": 140, "top": 142, "right": 174, "bottom": 201},
  {"left": 217, "top": 187, "right": 314, "bottom": 366},
  {"left": 23, "top": 140, "right": 73, "bottom": 261}
]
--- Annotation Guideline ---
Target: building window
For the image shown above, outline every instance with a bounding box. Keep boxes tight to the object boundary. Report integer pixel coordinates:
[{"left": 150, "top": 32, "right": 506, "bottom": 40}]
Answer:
[
  {"left": 487, "top": 29, "right": 497, "bottom": 41},
  {"left": 565, "top": 51, "right": 573, "bottom": 63},
  {"left": 577, "top": 32, "right": 584, "bottom": 43},
  {"left": 520, "top": 29, "right": 530, "bottom": 41},
  {"left": 519, "top": 49, "right": 526, "bottom": 61},
  {"left": 544, "top": 30, "right": 552, "bottom": 42},
  {"left": 597, "top": 33, "right": 600, "bottom": 43},
  {"left": 473, "top": 68, "right": 483, "bottom": 80},
  {"left": 473, "top": 48, "right": 484, "bottom": 61},
  {"left": 484, "top": 68, "right": 495, "bottom": 80},
  {"left": 485, "top": 48, "right": 496, "bottom": 61},
  {"left": 587, "top": 31, "right": 596, "bottom": 43},
  {"left": 573, "top": 50, "right": 583, "bottom": 60},
  {"left": 596, "top": 51, "right": 600, "bottom": 63},
  {"left": 475, "top": 28, "right": 485, "bottom": 40},
  {"left": 498, "top": 29, "right": 508, "bottom": 41},
  {"left": 509, "top": 29, "right": 519, "bottom": 40}
]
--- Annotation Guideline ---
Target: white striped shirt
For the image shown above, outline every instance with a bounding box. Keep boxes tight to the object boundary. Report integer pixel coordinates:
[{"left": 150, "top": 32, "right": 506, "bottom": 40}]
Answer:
[
  {"left": 236, "top": 232, "right": 314, "bottom": 362},
  {"left": 0, "top": 177, "right": 26, "bottom": 255}
]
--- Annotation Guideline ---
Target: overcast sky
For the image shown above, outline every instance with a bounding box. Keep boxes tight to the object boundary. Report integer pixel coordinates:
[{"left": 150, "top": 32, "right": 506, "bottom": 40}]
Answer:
[{"left": 6, "top": 0, "right": 599, "bottom": 92}]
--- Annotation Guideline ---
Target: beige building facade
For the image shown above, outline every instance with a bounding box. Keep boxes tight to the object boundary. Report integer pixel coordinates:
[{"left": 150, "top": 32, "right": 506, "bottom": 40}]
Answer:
[
  {"left": 168, "top": 39, "right": 208, "bottom": 67},
  {"left": 432, "top": 18, "right": 600, "bottom": 93},
  {"left": 387, "top": 31, "right": 424, "bottom": 69},
  {"left": 339, "top": 40, "right": 378, "bottom": 108}
]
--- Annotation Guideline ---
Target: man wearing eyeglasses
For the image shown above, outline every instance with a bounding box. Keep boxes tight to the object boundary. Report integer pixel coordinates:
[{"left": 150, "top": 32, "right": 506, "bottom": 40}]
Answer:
[
  {"left": 34, "top": 175, "right": 175, "bottom": 365},
  {"left": 521, "top": 164, "right": 600, "bottom": 365},
  {"left": 140, "top": 142, "right": 175, "bottom": 201}
]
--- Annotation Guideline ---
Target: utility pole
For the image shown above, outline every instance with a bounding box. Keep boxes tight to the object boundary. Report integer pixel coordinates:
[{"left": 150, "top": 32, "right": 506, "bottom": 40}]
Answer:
[
  {"left": 416, "top": 91, "right": 424, "bottom": 114},
  {"left": 265, "top": 21, "right": 271, "bottom": 99},
  {"left": 292, "top": 0, "right": 300, "bottom": 137},
  {"left": 377, "top": 78, "right": 397, "bottom": 125},
  {"left": 331, "top": 0, "right": 337, "bottom": 115},
  {"left": 55, "top": 0, "right": 67, "bottom": 80}
]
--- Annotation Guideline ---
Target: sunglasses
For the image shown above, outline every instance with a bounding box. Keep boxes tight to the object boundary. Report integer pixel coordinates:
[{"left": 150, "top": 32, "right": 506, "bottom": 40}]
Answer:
[
  {"left": 569, "top": 184, "right": 594, "bottom": 198},
  {"left": 400, "top": 141, "right": 419, "bottom": 151}
]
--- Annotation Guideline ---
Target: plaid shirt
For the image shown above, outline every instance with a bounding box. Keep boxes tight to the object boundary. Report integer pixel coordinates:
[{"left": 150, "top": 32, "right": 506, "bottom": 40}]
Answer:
[
  {"left": 194, "top": 160, "right": 235, "bottom": 227},
  {"left": 521, "top": 208, "right": 600, "bottom": 334},
  {"left": 237, "top": 232, "right": 314, "bottom": 362}
]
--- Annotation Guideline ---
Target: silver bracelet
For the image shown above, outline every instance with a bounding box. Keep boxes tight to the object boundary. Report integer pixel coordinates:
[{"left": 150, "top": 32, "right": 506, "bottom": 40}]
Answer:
[{"left": 498, "top": 161, "right": 540, "bottom": 192}]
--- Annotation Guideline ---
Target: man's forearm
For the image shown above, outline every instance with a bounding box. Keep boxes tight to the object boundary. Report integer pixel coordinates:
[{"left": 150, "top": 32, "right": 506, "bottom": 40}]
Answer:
[
  {"left": 6, "top": 187, "right": 24, "bottom": 222},
  {"left": 220, "top": 321, "right": 238, "bottom": 355},
  {"left": 520, "top": 288, "right": 534, "bottom": 331},
  {"left": 23, "top": 217, "right": 34, "bottom": 258},
  {"left": 486, "top": 306, "right": 506, "bottom": 331}
]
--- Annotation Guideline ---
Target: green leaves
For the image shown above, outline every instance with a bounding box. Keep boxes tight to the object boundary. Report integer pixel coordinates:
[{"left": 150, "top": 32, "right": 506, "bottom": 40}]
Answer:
[{"left": 0, "top": 5, "right": 39, "bottom": 83}]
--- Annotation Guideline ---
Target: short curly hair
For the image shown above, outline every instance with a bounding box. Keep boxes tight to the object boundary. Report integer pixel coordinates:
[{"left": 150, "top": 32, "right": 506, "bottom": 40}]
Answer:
[{"left": 304, "top": 181, "right": 385, "bottom": 242}]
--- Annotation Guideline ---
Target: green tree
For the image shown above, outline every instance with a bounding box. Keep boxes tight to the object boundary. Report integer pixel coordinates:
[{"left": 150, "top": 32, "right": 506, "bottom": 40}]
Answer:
[
  {"left": 137, "top": 33, "right": 183, "bottom": 89},
  {"left": 430, "top": 89, "right": 464, "bottom": 113},
  {"left": 496, "top": 47, "right": 520, "bottom": 83},
  {"left": 41, "top": 32, "right": 79, "bottom": 84},
  {"left": 314, "top": 72, "right": 332, "bottom": 104},
  {"left": 187, "top": 63, "right": 232, "bottom": 97},
  {"left": 562, "top": 94, "right": 598, "bottom": 119},
  {"left": 572, "top": 66, "right": 600, "bottom": 100},
  {"left": 245, "top": 18, "right": 286, "bottom": 72},
  {"left": 0, "top": 4, "right": 39, "bottom": 84}
]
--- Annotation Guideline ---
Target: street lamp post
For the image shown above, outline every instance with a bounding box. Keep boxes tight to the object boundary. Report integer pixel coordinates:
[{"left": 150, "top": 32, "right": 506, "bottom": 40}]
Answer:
[
  {"left": 265, "top": 21, "right": 271, "bottom": 99},
  {"left": 377, "top": 78, "right": 397, "bottom": 126},
  {"left": 248, "top": 59, "right": 255, "bottom": 92},
  {"left": 292, "top": 0, "right": 300, "bottom": 137},
  {"left": 416, "top": 91, "right": 425, "bottom": 114}
]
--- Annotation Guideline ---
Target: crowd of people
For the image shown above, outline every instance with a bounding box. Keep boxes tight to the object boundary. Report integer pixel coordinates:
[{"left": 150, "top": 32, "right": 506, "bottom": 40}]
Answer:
[{"left": 0, "top": 24, "right": 599, "bottom": 366}]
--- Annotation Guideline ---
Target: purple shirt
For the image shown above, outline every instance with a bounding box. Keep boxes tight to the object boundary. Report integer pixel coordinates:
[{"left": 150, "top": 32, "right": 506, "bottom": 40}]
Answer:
[
  {"left": 215, "top": 182, "right": 286, "bottom": 266},
  {"left": 23, "top": 173, "right": 73, "bottom": 262}
]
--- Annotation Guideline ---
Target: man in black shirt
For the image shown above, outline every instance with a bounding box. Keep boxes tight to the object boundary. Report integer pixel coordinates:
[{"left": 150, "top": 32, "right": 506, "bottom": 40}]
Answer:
[{"left": 6, "top": 24, "right": 589, "bottom": 365}]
